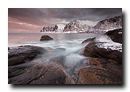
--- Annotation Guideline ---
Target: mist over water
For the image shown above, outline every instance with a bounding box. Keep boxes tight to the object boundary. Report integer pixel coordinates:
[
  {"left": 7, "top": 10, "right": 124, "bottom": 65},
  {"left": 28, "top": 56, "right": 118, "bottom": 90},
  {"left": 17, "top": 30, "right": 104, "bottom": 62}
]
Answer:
[
  {"left": 8, "top": 33, "right": 100, "bottom": 58},
  {"left": 8, "top": 33, "right": 101, "bottom": 48},
  {"left": 8, "top": 33, "right": 101, "bottom": 74}
]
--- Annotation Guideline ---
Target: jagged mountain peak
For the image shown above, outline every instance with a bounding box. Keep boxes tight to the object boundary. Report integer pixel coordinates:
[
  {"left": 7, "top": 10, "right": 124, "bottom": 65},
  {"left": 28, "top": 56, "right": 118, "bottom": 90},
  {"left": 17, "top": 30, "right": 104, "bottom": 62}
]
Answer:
[
  {"left": 93, "top": 15, "right": 122, "bottom": 32},
  {"left": 73, "top": 20, "right": 98, "bottom": 26},
  {"left": 63, "top": 20, "right": 93, "bottom": 33},
  {"left": 40, "top": 15, "right": 122, "bottom": 33}
]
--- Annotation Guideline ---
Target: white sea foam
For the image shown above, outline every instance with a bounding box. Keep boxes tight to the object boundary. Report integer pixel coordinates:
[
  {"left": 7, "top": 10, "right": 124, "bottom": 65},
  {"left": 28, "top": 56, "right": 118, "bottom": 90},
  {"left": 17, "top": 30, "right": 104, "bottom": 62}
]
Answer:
[
  {"left": 8, "top": 33, "right": 101, "bottom": 73},
  {"left": 64, "top": 53, "right": 86, "bottom": 68}
]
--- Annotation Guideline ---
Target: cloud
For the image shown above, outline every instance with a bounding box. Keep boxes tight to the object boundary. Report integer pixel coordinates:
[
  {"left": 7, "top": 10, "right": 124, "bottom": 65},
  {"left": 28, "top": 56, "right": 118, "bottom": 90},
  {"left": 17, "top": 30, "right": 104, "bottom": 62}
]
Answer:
[
  {"left": 8, "top": 8, "right": 122, "bottom": 33},
  {"left": 8, "top": 17, "right": 42, "bottom": 33}
]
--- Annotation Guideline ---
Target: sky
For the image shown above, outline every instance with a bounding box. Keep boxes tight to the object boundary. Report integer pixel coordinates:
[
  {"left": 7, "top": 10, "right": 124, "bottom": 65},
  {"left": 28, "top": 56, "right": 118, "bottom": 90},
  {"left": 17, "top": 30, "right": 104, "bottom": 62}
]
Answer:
[{"left": 8, "top": 8, "right": 122, "bottom": 33}]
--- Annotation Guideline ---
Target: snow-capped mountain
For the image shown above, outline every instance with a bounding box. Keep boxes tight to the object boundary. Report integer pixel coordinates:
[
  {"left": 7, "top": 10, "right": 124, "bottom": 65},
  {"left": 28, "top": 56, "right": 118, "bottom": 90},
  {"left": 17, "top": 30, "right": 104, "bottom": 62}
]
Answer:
[
  {"left": 93, "top": 15, "right": 122, "bottom": 33},
  {"left": 63, "top": 20, "right": 98, "bottom": 33},
  {"left": 57, "top": 24, "right": 66, "bottom": 33},
  {"left": 40, "top": 15, "right": 122, "bottom": 33},
  {"left": 63, "top": 16, "right": 122, "bottom": 33}
]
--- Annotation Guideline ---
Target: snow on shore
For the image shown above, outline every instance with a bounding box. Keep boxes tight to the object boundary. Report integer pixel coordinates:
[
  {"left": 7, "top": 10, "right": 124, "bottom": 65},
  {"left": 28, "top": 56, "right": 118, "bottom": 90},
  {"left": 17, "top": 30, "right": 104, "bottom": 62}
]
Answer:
[{"left": 94, "top": 35, "right": 122, "bottom": 52}]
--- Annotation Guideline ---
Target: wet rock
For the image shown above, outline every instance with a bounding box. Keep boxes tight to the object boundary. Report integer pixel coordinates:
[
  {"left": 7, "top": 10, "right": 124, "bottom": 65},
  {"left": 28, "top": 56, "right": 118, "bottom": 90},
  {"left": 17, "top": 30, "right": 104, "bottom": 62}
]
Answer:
[
  {"left": 77, "top": 67, "right": 122, "bottom": 84},
  {"left": 8, "top": 46, "right": 71, "bottom": 84},
  {"left": 77, "top": 58, "right": 122, "bottom": 84},
  {"left": 8, "top": 62, "right": 35, "bottom": 78},
  {"left": 8, "top": 45, "right": 45, "bottom": 66},
  {"left": 82, "top": 37, "right": 95, "bottom": 44},
  {"left": 80, "top": 29, "right": 122, "bottom": 84},
  {"left": 87, "top": 58, "right": 122, "bottom": 73},
  {"left": 105, "top": 28, "right": 122, "bottom": 44},
  {"left": 40, "top": 35, "right": 53, "bottom": 41},
  {"left": 8, "top": 62, "right": 71, "bottom": 84},
  {"left": 83, "top": 36, "right": 122, "bottom": 64}
]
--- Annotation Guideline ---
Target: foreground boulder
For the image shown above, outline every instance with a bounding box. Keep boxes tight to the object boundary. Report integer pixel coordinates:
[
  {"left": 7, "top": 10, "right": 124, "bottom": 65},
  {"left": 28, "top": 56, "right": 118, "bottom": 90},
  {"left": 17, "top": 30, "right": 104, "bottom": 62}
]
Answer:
[
  {"left": 80, "top": 28, "right": 122, "bottom": 84},
  {"left": 8, "top": 45, "right": 45, "bottom": 66},
  {"left": 105, "top": 28, "right": 122, "bottom": 44},
  {"left": 77, "top": 58, "right": 122, "bottom": 84},
  {"left": 8, "top": 62, "right": 71, "bottom": 84},
  {"left": 40, "top": 35, "right": 53, "bottom": 41},
  {"left": 83, "top": 34, "right": 122, "bottom": 64},
  {"left": 8, "top": 48, "right": 71, "bottom": 84}
]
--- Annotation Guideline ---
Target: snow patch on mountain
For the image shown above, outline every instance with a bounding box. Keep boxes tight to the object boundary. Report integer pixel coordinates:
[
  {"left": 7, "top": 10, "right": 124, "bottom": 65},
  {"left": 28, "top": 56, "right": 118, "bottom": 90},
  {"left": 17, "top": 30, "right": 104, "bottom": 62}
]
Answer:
[
  {"left": 57, "top": 24, "right": 66, "bottom": 33},
  {"left": 63, "top": 20, "right": 98, "bottom": 33},
  {"left": 93, "top": 15, "right": 122, "bottom": 33},
  {"left": 40, "top": 15, "right": 122, "bottom": 33},
  {"left": 75, "top": 20, "right": 98, "bottom": 26}
]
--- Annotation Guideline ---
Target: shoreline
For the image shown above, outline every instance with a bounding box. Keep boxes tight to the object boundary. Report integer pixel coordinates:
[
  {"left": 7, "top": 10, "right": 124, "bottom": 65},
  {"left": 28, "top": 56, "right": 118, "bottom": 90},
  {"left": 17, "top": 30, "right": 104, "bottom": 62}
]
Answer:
[{"left": 8, "top": 28, "right": 122, "bottom": 84}]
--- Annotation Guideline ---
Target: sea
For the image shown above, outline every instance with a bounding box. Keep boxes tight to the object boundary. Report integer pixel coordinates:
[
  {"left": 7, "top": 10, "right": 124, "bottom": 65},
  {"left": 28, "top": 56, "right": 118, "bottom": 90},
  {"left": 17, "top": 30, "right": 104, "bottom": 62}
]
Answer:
[
  {"left": 8, "top": 33, "right": 103, "bottom": 57},
  {"left": 8, "top": 33, "right": 102, "bottom": 60},
  {"left": 8, "top": 33, "right": 101, "bottom": 48},
  {"left": 8, "top": 33, "right": 102, "bottom": 77}
]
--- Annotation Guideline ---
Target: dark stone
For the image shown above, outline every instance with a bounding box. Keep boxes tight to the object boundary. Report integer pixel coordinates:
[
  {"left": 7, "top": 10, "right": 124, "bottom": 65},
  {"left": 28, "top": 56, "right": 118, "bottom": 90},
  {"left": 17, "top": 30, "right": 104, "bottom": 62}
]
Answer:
[
  {"left": 77, "top": 58, "right": 122, "bottom": 84},
  {"left": 82, "top": 37, "right": 95, "bottom": 44},
  {"left": 87, "top": 58, "right": 122, "bottom": 73},
  {"left": 80, "top": 28, "right": 122, "bottom": 84},
  {"left": 8, "top": 62, "right": 35, "bottom": 78},
  {"left": 8, "top": 62, "right": 71, "bottom": 84},
  {"left": 40, "top": 35, "right": 53, "bottom": 41},
  {"left": 8, "top": 45, "right": 45, "bottom": 66},
  {"left": 105, "top": 28, "right": 122, "bottom": 44},
  {"left": 77, "top": 67, "right": 122, "bottom": 84},
  {"left": 83, "top": 41, "right": 122, "bottom": 64}
]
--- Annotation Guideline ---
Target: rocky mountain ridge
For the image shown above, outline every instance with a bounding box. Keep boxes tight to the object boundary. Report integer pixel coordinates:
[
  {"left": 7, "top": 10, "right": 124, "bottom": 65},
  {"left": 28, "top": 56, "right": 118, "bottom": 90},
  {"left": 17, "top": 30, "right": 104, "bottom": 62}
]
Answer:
[
  {"left": 93, "top": 15, "right": 122, "bottom": 33},
  {"left": 40, "top": 25, "right": 58, "bottom": 33},
  {"left": 40, "top": 15, "right": 122, "bottom": 33},
  {"left": 63, "top": 20, "right": 94, "bottom": 33}
]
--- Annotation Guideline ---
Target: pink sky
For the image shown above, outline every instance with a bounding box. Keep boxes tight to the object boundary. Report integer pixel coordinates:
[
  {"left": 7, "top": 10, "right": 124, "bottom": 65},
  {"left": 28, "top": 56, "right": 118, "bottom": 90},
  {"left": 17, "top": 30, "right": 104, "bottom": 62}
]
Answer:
[{"left": 8, "top": 8, "right": 122, "bottom": 33}]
